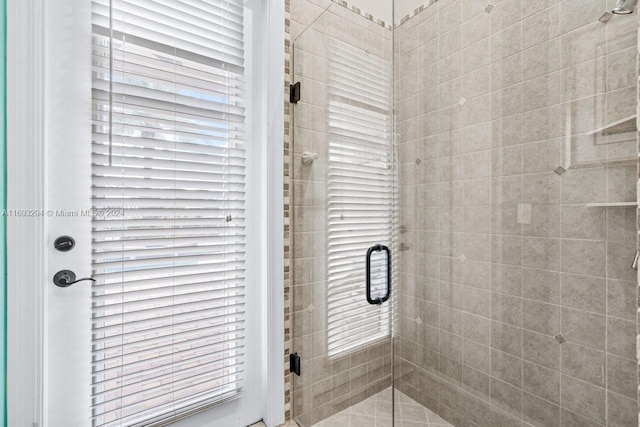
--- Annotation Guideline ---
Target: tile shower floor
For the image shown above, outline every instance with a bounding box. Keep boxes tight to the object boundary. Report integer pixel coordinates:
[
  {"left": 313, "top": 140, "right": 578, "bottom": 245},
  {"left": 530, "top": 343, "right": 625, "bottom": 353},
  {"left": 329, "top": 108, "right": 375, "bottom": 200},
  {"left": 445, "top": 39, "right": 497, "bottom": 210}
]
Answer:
[{"left": 312, "top": 388, "right": 452, "bottom": 427}]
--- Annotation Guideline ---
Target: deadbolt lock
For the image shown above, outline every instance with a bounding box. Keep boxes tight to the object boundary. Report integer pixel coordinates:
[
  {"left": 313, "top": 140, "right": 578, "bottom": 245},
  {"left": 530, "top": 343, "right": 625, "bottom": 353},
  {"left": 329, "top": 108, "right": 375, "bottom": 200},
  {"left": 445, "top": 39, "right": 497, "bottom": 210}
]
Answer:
[{"left": 54, "top": 235, "right": 75, "bottom": 252}]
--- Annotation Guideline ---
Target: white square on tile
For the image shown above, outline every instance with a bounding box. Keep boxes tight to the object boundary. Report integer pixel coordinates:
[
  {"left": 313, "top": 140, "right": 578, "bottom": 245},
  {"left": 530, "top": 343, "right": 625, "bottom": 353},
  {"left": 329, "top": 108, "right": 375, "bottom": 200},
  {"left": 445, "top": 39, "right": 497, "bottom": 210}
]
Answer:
[{"left": 517, "top": 203, "right": 532, "bottom": 224}]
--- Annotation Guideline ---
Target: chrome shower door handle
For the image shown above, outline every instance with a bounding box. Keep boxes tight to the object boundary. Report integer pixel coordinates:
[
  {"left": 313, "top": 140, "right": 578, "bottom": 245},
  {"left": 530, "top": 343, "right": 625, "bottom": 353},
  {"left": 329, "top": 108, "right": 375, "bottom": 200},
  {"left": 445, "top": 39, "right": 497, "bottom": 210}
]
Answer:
[{"left": 366, "top": 244, "right": 391, "bottom": 305}]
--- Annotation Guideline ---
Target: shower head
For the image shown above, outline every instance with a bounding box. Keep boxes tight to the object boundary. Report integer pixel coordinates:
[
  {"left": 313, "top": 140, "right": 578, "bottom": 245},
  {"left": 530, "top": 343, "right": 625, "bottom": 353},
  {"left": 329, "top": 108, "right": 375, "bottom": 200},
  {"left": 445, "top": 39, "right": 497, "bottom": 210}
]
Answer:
[{"left": 612, "top": 0, "right": 638, "bottom": 14}]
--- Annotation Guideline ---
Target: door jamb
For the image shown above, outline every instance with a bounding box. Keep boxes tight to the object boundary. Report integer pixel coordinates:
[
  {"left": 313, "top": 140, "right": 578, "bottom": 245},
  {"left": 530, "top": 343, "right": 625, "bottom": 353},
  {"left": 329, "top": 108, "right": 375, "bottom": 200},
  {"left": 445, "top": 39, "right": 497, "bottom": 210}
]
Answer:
[{"left": 6, "top": 1, "right": 46, "bottom": 426}]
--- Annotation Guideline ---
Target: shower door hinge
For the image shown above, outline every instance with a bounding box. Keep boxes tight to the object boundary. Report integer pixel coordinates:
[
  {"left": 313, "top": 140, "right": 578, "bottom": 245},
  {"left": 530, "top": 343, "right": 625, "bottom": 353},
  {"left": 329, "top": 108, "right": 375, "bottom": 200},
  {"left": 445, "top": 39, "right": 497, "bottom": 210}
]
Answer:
[
  {"left": 289, "top": 352, "right": 301, "bottom": 376},
  {"left": 290, "top": 82, "right": 301, "bottom": 104}
]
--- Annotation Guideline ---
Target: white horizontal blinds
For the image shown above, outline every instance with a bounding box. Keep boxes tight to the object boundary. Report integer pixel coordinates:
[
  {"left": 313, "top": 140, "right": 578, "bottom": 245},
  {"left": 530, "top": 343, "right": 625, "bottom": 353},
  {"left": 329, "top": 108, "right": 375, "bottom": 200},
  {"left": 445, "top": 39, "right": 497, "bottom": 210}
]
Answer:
[
  {"left": 326, "top": 39, "right": 393, "bottom": 357},
  {"left": 90, "top": 1, "right": 246, "bottom": 426}
]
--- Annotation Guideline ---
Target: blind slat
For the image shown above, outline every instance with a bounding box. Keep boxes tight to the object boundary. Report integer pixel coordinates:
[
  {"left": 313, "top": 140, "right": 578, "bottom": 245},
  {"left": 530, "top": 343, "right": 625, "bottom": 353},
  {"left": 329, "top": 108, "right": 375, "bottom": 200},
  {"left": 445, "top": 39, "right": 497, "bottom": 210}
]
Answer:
[
  {"left": 93, "top": 358, "right": 246, "bottom": 408},
  {"left": 326, "top": 38, "right": 393, "bottom": 358},
  {"left": 91, "top": 1, "right": 247, "bottom": 425}
]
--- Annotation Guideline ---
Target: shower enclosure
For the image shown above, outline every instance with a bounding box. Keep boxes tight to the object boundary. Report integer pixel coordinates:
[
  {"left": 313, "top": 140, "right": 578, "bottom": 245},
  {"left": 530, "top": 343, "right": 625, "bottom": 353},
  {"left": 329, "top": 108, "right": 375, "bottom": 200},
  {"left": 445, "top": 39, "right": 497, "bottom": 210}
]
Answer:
[{"left": 290, "top": 0, "right": 639, "bottom": 426}]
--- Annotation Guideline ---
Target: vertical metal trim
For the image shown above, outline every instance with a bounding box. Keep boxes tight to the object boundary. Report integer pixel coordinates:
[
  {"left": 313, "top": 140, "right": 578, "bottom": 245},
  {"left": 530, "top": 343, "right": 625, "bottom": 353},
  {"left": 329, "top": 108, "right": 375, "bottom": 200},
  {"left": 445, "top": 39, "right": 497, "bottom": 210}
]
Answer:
[{"left": 391, "top": 3, "right": 396, "bottom": 425}]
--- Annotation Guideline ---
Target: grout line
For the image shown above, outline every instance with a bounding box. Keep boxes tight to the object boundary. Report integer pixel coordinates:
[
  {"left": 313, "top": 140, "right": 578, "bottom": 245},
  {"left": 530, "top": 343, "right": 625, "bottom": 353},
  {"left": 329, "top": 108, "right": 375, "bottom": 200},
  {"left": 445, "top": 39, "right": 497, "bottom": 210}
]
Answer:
[{"left": 518, "top": 7, "right": 526, "bottom": 417}]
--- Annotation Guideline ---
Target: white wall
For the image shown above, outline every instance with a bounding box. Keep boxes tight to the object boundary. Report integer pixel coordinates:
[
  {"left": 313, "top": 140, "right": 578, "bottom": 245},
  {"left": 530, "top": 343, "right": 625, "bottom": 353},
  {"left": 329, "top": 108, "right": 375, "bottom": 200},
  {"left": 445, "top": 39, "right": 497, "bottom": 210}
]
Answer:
[
  {"left": 348, "top": 0, "right": 392, "bottom": 23},
  {"left": 318, "top": 0, "right": 429, "bottom": 27},
  {"left": 394, "top": 0, "right": 425, "bottom": 22}
]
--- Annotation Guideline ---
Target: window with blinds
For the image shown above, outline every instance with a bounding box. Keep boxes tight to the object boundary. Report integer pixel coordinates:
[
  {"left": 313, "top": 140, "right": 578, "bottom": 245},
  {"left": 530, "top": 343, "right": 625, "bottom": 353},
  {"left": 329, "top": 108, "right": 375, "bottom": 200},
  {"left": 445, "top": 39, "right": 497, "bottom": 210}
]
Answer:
[
  {"left": 90, "top": 1, "right": 247, "bottom": 426},
  {"left": 326, "top": 39, "right": 393, "bottom": 357}
]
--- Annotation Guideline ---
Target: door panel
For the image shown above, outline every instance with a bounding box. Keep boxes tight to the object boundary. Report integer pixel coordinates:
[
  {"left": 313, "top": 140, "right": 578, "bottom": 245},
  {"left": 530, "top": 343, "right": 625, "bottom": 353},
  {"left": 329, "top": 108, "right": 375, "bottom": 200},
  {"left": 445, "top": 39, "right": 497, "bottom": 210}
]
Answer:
[
  {"left": 290, "top": 4, "right": 395, "bottom": 426},
  {"left": 43, "top": 1, "right": 266, "bottom": 426}
]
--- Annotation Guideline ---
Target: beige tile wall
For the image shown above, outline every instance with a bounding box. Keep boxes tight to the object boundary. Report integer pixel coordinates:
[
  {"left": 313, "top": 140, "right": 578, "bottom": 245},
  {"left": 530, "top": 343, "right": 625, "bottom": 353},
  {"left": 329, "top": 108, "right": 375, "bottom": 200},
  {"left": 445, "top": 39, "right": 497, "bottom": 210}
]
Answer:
[
  {"left": 288, "top": 1, "right": 394, "bottom": 425},
  {"left": 394, "top": 0, "right": 639, "bottom": 426}
]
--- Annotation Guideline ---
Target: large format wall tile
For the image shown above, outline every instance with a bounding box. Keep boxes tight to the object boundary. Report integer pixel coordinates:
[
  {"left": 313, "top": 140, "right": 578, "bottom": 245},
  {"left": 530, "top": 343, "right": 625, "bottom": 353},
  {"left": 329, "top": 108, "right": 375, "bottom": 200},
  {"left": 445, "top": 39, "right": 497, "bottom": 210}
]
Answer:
[{"left": 394, "top": 0, "right": 638, "bottom": 426}]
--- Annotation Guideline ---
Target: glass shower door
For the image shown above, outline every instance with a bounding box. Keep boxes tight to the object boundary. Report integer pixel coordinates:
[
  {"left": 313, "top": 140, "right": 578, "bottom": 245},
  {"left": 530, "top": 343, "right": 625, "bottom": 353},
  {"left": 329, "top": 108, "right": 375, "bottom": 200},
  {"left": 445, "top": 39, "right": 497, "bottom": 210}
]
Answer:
[
  {"left": 291, "top": 0, "right": 640, "bottom": 426},
  {"left": 290, "top": 3, "right": 396, "bottom": 426}
]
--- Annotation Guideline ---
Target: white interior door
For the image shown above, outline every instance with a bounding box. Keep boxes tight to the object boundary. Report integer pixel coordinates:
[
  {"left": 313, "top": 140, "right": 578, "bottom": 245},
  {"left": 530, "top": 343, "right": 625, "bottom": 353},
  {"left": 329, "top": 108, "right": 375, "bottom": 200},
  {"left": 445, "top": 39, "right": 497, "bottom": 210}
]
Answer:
[{"left": 43, "top": 1, "right": 267, "bottom": 426}]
